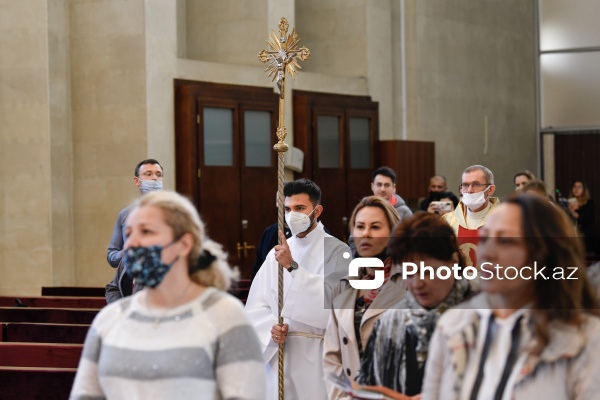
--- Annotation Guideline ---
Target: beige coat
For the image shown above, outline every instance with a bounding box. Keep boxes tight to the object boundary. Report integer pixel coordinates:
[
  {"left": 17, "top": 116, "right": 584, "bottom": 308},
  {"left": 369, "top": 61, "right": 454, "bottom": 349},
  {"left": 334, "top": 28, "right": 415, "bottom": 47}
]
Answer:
[
  {"left": 323, "top": 264, "right": 406, "bottom": 400},
  {"left": 422, "top": 294, "right": 600, "bottom": 400}
]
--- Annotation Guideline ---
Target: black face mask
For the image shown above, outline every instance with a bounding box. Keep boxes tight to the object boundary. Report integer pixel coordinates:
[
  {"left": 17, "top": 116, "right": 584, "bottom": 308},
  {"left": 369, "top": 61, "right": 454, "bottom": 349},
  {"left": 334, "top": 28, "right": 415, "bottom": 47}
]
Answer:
[{"left": 123, "top": 240, "right": 179, "bottom": 289}]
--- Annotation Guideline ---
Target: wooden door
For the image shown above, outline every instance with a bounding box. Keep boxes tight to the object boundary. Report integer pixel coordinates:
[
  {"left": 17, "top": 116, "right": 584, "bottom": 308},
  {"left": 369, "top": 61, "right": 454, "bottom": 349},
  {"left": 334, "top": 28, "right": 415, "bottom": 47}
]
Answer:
[
  {"left": 175, "top": 81, "right": 278, "bottom": 278},
  {"left": 294, "top": 91, "right": 379, "bottom": 241},
  {"left": 312, "top": 107, "right": 347, "bottom": 240}
]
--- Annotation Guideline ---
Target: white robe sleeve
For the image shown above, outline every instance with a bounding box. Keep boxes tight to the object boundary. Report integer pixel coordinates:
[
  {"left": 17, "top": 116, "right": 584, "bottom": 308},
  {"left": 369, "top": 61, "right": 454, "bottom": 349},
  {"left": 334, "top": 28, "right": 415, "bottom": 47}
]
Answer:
[
  {"left": 281, "top": 265, "right": 329, "bottom": 328},
  {"left": 281, "top": 241, "right": 350, "bottom": 329}
]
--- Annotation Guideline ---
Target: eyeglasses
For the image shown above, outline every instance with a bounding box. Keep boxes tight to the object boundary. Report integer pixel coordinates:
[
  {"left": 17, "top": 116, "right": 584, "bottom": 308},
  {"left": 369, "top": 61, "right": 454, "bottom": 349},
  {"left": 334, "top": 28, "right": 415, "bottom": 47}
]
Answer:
[
  {"left": 459, "top": 183, "right": 490, "bottom": 191},
  {"left": 138, "top": 171, "right": 163, "bottom": 180}
]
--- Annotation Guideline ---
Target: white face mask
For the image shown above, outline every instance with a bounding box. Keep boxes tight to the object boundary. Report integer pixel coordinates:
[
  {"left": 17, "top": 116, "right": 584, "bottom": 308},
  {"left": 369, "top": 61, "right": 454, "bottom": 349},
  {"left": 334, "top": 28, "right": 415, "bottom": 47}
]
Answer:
[
  {"left": 140, "top": 179, "right": 163, "bottom": 194},
  {"left": 461, "top": 186, "right": 490, "bottom": 210},
  {"left": 285, "top": 208, "right": 317, "bottom": 236}
]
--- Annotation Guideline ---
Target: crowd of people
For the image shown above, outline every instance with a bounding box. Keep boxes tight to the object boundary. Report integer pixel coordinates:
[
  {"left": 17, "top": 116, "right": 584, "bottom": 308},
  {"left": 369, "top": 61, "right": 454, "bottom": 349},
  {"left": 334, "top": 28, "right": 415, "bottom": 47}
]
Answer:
[{"left": 69, "top": 160, "right": 599, "bottom": 400}]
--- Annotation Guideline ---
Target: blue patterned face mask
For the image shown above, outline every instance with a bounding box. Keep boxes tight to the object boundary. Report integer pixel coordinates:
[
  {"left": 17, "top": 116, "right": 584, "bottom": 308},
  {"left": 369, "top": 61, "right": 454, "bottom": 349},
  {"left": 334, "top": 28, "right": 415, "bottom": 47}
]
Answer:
[{"left": 124, "top": 240, "right": 179, "bottom": 288}]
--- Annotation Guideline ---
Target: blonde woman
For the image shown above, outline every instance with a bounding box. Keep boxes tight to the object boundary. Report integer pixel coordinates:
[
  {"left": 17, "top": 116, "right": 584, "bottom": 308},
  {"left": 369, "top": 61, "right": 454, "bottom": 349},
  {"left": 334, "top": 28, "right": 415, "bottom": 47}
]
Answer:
[
  {"left": 324, "top": 196, "right": 403, "bottom": 399},
  {"left": 70, "top": 191, "right": 265, "bottom": 400}
]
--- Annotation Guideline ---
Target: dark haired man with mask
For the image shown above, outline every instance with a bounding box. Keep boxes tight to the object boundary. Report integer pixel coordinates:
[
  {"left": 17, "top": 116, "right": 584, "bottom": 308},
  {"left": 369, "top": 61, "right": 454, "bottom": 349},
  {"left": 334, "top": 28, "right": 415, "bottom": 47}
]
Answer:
[
  {"left": 441, "top": 164, "right": 499, "bottom": 268},
  {"left": 245, "top": 178, "right": 349, "bottom": 400},
  {"left": 105, "top": 159, "right": 164, "bottom": 303}
]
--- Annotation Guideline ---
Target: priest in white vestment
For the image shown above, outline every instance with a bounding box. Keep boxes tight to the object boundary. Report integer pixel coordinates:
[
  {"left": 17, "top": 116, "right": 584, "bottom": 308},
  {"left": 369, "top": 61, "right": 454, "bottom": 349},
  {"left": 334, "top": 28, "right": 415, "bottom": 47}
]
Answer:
[{"left": 246, "top": 179, "right": 350, "bottom": 400}]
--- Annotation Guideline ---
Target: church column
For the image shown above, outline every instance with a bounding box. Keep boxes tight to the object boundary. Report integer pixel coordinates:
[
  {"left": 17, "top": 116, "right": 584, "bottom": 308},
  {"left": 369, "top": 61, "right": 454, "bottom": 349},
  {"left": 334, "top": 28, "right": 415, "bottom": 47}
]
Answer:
[
  {"left": 48, "top": 0, "right": 75, "bottom": 288},
  {"left": 366, "top": 0, "right": 395, "bottom": 140},
  {"left": 0, "top": 0, "right": 71, "bottom": 295}
]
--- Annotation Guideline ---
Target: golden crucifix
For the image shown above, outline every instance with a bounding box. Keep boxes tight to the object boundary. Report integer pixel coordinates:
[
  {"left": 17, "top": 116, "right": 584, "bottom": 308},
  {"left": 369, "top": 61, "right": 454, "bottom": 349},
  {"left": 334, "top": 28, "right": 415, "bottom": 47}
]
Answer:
[
  {"left": 259, "top": 17, "right": 310, "bottom": 152},
  {"left": 258, "top": 17, "right": 309, "bottom": 400}
]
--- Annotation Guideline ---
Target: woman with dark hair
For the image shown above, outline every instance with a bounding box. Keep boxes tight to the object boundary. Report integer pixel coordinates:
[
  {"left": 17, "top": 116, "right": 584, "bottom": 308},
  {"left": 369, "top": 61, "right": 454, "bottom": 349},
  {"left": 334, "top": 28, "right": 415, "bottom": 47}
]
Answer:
[
  {"left": 71, "top": 191, "right": 265, "bottom": 400},
  {"left": 422, "top": 194, "right": 600, "bottom": 400},
  {"left": 355, "top": 212, "right": 471, "bottom": 399},
  {"left": 324, "top": 196, "right": 402, "bottom": 399},
  {"left": 568, "top": 181, "right": 597, "bottom": 254}
]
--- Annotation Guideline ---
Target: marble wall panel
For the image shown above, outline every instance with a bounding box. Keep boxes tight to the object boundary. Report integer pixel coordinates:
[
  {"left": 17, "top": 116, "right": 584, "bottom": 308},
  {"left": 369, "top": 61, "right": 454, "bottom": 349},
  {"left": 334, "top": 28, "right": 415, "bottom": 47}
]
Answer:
[
  {"left": 185, "top": 0, "right": 268, "bottom": 66},
  {"left": 410, "top": 0, "right": 537, "bottom": 196}
]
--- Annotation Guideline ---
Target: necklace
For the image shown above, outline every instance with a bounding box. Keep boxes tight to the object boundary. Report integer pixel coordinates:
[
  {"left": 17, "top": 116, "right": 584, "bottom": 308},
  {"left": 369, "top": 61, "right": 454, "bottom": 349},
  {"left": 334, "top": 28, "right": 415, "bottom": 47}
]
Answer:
[{"left": 143, "top": 283, "right": 194, "bottom": 328}]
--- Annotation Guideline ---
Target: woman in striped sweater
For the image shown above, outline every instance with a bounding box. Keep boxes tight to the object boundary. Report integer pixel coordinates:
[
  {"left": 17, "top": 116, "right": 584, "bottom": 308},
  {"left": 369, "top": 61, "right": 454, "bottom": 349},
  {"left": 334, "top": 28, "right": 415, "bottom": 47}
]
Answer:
[{"left": 70, "top": 191, "right": 265, "bottom": 400}]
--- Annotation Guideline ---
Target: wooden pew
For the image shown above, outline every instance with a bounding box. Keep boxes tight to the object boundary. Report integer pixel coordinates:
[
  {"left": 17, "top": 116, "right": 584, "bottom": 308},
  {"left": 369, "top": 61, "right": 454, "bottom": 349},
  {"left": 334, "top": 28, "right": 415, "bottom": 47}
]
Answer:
[
  {"left": 0, "top": 307, "right": 98, "bottom": 325},
  {"left": 37, "top": 282, "right": 251, "bottom": 302},
  {"left": 0, "top": 342, "right": 82, "bottom": 368},
  {"left": 0, "top": 366, "right": 76, "bottom": 400},
  {"left": 0, "top": 296, "right": 106, "bottom": 309},
  {"left": 42, "top": 286, "right": 105, "bottom": 297},
  {"left": 1, "top": 323, "right": 90, "bottom": 344}
]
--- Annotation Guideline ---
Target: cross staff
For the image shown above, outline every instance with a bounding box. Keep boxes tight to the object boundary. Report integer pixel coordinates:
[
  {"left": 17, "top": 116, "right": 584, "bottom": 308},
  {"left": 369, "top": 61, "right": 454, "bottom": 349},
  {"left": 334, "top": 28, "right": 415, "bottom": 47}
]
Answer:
[
  {"left": 259, "top": 18, "right": 310, "bottom": 151},
  {"left": 258, "top": 17, "right": 309, "bottom": 400}
]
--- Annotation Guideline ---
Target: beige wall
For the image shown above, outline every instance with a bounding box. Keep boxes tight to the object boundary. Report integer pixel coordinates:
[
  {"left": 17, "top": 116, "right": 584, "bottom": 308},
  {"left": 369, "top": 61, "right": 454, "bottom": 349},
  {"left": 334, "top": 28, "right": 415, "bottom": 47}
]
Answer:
[
  {"left": 406, "top": 0, "right": 537, "bottom": 197},
  {"left": 0, "top": 1, "right": 53, "bottom": 295},
  {"left": 296, "top": 0, "right": 368, "bottom": 78},
  {"left": 48, "top": 0, "right": 75, "bottom": 288},
  {"left": 0, "top": 0, "right": 538, "bottom": 294},
  {"left": 70, "top": 0, "right": 148, "bottom": 288},
  {"left": 185, "top": 0, "right": 268, "bottom": 65}
]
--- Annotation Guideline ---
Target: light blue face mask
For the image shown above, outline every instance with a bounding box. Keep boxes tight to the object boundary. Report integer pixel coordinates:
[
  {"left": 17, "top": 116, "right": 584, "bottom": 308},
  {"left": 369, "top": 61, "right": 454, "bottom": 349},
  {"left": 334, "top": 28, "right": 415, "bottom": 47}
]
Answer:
[{"left": 140, "top": 179, "right": 163, "bottom": 194}]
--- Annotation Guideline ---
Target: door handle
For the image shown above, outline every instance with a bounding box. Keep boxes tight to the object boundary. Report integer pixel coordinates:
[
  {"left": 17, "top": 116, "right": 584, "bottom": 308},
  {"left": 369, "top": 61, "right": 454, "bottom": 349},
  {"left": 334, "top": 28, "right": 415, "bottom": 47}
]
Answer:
[{"left": 236, "top": 241, "right": 256, "bottom": 258}]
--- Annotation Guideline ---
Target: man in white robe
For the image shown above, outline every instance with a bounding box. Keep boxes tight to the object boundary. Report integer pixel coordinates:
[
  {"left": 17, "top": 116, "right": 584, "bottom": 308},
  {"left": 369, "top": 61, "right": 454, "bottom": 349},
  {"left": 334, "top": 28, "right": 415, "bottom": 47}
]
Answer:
[{"left": 245, "top": 179, "right": 350, "bottom": 400}]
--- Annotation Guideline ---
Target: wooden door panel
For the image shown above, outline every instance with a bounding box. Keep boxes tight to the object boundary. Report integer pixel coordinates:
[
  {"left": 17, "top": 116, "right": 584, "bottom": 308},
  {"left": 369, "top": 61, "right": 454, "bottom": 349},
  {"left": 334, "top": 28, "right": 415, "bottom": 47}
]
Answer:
[
  {"left": 175, "top": 81, "right": 280, "bottom": 279},
  {"left": 346, "top": 109, "right": 377, "bottom": 218},
  {"left": 379, "top": 140, "right": 435, "bottom": 201},
  {"left": 197, "top": 99, "right": 242, "bottom": 270},
  {"left": 312, "top": 108, "right": 347, "bottom": 240},
  {"left": 293, "top": 91, "right": 380, "bottom": 242},
  {"left": 239, "top": 103, "right": 278, "bottom": 277},
  {"left": 198, "top": 166, "right": 240, "bottom": 265},
  {"left": 241, "top": 167, "right": 278, "bottom": 271},
  {"left": 316, "top": 169, "right": 347, "bottom": 241}
]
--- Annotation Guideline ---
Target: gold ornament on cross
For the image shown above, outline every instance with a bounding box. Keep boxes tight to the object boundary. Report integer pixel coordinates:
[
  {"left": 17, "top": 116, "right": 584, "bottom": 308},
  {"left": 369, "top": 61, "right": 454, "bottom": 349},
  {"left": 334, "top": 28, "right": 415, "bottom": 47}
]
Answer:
[{"left": 258, "top": 17, "right": 310, "bottom": 152}]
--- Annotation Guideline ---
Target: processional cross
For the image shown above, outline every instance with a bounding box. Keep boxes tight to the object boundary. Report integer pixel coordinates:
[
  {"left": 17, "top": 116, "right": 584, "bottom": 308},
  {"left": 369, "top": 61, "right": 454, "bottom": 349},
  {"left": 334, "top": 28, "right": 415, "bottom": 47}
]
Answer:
[
  {"left": 259, "top": 18, "right": 310, "bottom": 152},
  {"left": 258, "top": 17, "right": 310, "bottom": 400}
]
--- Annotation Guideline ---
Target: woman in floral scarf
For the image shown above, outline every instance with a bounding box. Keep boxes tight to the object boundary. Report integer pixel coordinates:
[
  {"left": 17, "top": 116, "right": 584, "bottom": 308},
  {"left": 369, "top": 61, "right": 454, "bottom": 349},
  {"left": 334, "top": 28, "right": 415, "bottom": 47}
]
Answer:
[{"left": 356, "top": 212, "right": 472, "bottom": 398}]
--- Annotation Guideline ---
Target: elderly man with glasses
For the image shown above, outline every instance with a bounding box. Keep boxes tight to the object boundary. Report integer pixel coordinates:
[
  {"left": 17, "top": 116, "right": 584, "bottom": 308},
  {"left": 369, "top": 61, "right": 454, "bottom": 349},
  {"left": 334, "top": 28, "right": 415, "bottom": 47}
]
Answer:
[
  {"left": 105, "top": 159, "right": 164, "bottom": 303},
  {"left": 441, "top": 164, "right": 500, "bottom": 269}
]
